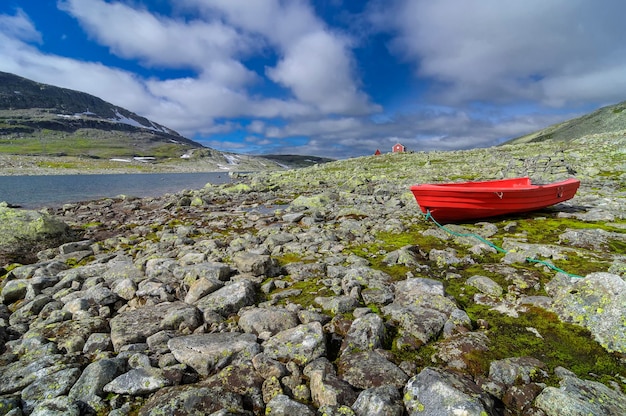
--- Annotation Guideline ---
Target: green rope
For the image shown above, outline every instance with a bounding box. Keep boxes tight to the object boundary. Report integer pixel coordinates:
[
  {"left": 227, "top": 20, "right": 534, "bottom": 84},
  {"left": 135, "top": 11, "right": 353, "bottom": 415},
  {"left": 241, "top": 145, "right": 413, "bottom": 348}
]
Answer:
[{"left": 423, "top": 210, "right": 583, "bottom": 278}]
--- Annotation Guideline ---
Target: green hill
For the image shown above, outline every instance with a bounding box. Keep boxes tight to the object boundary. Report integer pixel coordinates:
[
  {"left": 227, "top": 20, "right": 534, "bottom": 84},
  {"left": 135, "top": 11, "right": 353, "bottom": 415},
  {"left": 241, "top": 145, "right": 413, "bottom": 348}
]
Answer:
[
  {"left": 0, "top": 71, "right": 204, "bottom": 159},
  {"left": 504, "top": 100, "right": 626, "bottom": 145}
]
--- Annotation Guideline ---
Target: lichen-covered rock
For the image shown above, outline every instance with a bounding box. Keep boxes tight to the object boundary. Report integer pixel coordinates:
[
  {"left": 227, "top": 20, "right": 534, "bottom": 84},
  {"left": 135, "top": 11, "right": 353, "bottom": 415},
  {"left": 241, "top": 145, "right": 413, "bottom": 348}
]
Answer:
[
  {"left": 0, "top": 204, "right": 73, "bottom": 264},
  {"left": 383, "top": 303, "right": 447, "bottom": 348},
  {"left": 168, "top": 332, "right": 260, "bottom": 376},
  {"left": 338, "top": 351, "right": 409, "bottom": 390},
  {"left": 403, "top": 367, "right": 495, "bottom": 416},
  {"left": 465, "top": 275, "right": 503, "bottom": 297},
  {"left": 534, "top": 367, "right": 626, "bottom": 416},
  {"left": 21, "top": 367, "right": 81, "bottom": 413},
  {"left": 231, "top": 252, "right": 276, "bottom": 276},
  {"left": 547, "top": 272, "right": 626, "bottom": 353},
  {"left": 340, "top": 313, "right": 386, "bottom": 355},
  {"left": 68, "top": 358, "right": 125, "bottom": 410},
  {"left": 203, "top": 361, "right": 266, "bottom": 414},
  {"left": 109, "top": 302, "right": 202, "bottom": 351},
  {"left": 352, "top": 385, "right": 404, "bottom": 416},
  {"left": 305, "top": 357, "right": 358, "bottom": 408},
  {"left": 137, "top": 384, "right": 246, "bottom": 416},
  {"left": 488, "top": 356, "right": 548, "bottom": 387},
  {"left": 266, "top": 393, "right": 316, "bottom": 416},
  {"left": 29, "top": 396, "right": 80, "bottom": 416},
  {"left": 0, "top": 354, "right": 73, "bottom": 395},
  {"left": 103, "top": 367, "right": 176, "bottom": 395},
  {"left": 262, "top": 322, "right": 327, "bottom": 366},
  {"left": 432, "top": 331, "right": 490, "bottom": 370},
  {"left": 238, "top": 307, "right": 299, "bottom": 337},
  {"left": 194, "top": 280, "right": 258, "bottom": 317}
]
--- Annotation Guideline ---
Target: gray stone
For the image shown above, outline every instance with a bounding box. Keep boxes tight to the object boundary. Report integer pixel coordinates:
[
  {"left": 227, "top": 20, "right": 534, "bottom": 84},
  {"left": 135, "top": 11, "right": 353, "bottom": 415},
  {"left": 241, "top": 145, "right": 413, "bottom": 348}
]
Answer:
[
  {"left": 404, "top": 367, "right": 494, "bottom": 416},
  {"left": 338, "top": 351, "right": 409, "bottom": 389},
  {"left": 1, "top": 279, "right": 29, "bottom": 304},
  {"left": 30, "top": 396, "right": 80, "bottom": 416},
  {"left": 488, "top": 356, "right": 548, "bottom": 387},
  {"left": 534, "top": 367, "right": 626, "bottom": 416},
  {"left": 394, "top": 277, "right": 445, "bottom": 304},
  {"left": 352, "top": 385, "right": 404, "bottom": 416},
  {"left": 305, "top": 358, "right": 358, "bottom": 408},
  {"left": 110, "top": 278, "right": 137, "bottom": 300},
  {"left": 547, "top": 272, "right": 626, "bottom": 353},
  {"left": 103, "top": 367, "right": 174, "bottom": 395},
  {"left": 168, "top": 332, "right": 260, "bottom": 376},
  {"left": 238, "top": 307, "right": 299, "bottom": 337},
  {"left": 0, "top": 354, "right": 70, "bottom": 395},
  {"left": 314, "top": 295, "right": 359, "bottom": 314},
  {"left": 110, "top": 301, "right": 202, "bottom": 351},
  {"left": 59, "top": 240, "right": 93, "bottom": 255},
  {"left": 232, "top": 252, "right": 274, "bottom": 276},
  {"left": 21, "top": 367, "right": 81, "bottom": 413},
  {"left": 82, "top": 333, "right": 113, "bottom": 354},
  {"left": 340, "top": 313, "right": 386, "bottom": 355},
  {"left": 184, "top": 277, "right": 224, "bottom": 304},
  {"left": 137, "top": 384, "right": 246, "bottom": 415},
  {"left": 175, "top": 262, "right": 232, "bottom": 282},
  {"left": 195, "top": 280, "right": 257, "bottom": 317},
  {"left": 69, "top": 358, "right": 125, "bottom": 404},
  {"left": 383, "top": 303, "right": 447, "bottom": 346},
  {"left": 466, "top": 275, "right": 503, "bottom": 297},
  {"left": 265, "top": 394, "right": 316, "bottom": 416},
  {"left": 262, "top": 322, "right": 326, "bottom": 366}
]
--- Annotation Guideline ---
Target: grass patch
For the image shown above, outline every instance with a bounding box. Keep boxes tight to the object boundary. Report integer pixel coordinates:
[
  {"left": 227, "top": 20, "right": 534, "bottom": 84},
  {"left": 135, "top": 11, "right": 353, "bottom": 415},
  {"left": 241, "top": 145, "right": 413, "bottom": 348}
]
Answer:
[{"left": 462, "top": 306, "right": 625, "bottom": 391}]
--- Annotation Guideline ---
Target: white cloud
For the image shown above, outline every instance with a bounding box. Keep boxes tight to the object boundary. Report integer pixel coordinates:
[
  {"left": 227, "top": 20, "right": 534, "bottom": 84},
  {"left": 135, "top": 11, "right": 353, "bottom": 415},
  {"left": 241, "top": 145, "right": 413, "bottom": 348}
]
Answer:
[
  {"left": 0, "top": 8, "right": 41, "bottom": 43},
  {"left": 183, "top": 0, "right": 379, "bottom": 115},
  {"left": 266, "top": 31, "right": 376, "bottom": 114},
  {"left": 58, "top": 0, "right": 259, "bottom": 85},
  {"left": 369, "top": 0, "right": 626, "bottom": 106}
]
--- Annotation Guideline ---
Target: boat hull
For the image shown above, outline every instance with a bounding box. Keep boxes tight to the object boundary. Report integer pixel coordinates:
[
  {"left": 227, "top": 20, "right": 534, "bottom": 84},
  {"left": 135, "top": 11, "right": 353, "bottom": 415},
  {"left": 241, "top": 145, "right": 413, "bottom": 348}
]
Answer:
[{"left": 410, "top": 177, "right": 580, "bottom": 223}]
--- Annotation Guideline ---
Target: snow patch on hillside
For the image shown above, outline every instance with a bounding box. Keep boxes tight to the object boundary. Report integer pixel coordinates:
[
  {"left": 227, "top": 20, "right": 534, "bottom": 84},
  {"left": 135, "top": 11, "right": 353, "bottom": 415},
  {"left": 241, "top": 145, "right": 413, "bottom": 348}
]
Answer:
[
  {"left": 110, "top": 109, "right": 171, "bottom": 134},
  {"left": 223, "top": 154, "right": 239, "bottom": 165}
]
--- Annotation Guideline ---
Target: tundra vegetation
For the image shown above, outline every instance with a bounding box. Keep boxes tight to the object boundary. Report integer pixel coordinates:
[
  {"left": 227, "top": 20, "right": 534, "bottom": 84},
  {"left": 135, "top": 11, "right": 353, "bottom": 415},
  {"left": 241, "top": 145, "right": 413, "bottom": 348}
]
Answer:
[{"left": 0, "top": 133, "right": 624, "bottom": 415}]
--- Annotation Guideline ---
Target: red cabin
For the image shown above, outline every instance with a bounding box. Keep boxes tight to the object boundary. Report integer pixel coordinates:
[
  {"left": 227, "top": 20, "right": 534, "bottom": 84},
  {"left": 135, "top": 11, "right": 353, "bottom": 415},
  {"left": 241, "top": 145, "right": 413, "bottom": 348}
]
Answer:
[{"left": 392, "top": 143, "right": 406, "bottom": 153}]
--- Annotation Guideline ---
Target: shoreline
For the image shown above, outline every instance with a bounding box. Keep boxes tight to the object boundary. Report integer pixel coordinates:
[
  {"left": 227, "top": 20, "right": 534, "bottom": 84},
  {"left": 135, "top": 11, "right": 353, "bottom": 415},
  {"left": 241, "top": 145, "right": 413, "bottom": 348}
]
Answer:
[{"left": 0, "top": 154, "right": 283, "bottom": 176}]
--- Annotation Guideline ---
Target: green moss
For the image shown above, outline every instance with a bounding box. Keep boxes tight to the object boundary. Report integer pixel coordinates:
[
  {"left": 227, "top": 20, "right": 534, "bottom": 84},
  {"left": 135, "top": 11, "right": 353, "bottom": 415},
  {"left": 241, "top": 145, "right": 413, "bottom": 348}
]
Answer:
[
  {"left": 272, "top": 279, "right": 332, "bottom": 309},
  {"left": 461, "top": 306, "right": 625, "bottom": 391}
]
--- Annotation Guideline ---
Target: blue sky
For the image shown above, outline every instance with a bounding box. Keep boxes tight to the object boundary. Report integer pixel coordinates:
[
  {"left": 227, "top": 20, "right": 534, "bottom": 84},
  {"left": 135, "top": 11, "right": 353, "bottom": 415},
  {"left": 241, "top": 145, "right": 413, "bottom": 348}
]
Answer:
[{"left": 1, "top": 1, "right": 626, "bottom": 158}]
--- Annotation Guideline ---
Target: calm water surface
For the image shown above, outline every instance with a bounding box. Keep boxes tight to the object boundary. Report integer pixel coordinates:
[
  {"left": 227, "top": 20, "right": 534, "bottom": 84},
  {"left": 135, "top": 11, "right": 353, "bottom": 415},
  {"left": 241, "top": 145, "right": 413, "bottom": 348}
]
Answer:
[{"left": 0, "top": 172, "right": 233, "bottom": 209}]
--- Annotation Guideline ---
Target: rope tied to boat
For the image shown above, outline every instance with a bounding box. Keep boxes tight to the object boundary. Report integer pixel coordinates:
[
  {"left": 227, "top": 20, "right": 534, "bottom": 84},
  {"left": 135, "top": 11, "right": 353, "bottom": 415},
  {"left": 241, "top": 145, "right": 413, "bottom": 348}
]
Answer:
[{"left": 423, "top": 210, "right": 583, "bottom": 278}]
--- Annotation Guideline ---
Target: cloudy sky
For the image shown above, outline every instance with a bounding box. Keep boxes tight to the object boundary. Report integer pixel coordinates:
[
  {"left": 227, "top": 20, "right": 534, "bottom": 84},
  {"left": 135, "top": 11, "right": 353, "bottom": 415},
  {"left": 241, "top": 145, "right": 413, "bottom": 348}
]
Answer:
[{"left": 1, "top": 1, "right": 625, "bottom": 158}]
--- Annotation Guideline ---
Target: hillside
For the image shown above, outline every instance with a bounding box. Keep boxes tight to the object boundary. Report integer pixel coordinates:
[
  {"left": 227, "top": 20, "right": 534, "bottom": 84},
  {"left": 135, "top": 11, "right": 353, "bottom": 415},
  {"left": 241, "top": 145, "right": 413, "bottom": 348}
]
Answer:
[
  {"left": 0, "top": 72, "right": 205, "bottom": 158},
  {"left": 0, "top": 72, "right": 296, "bottom": 172},
  {"left": 505, "top": 100, "right": 626, "bottom": 145}
]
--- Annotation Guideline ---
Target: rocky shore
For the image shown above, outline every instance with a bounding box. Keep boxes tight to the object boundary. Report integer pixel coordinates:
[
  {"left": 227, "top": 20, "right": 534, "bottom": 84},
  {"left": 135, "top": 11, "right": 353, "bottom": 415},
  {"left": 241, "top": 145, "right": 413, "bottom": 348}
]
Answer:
[{"left": 1, "top": 135, "right": 625, "bottom": 415}]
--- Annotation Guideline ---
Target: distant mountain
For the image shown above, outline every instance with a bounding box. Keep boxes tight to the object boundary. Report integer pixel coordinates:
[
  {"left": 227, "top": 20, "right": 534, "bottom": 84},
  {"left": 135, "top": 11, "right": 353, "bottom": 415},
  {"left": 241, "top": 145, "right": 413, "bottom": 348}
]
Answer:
[
  {"left": 504, "top": 100, "right": 626, "bottom": 145},
  {"left": 0, "top": 71, "right": 203, "bottom": 159},
  {"left": 261, "top": 154, "right": 335, "bottom": 168}
]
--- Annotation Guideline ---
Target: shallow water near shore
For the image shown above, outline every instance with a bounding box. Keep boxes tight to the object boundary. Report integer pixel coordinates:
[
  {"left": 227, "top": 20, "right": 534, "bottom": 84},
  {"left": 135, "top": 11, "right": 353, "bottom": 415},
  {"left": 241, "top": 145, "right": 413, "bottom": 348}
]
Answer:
[{"left": 0, "top": 172, "right": 232, "bottom": 209}]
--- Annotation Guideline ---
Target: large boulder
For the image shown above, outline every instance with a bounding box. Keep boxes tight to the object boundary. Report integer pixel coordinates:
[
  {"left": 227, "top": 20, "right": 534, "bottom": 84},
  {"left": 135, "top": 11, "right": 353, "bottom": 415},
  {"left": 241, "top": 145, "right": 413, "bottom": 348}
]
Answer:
[
  {"left": 547, "top": 272, "right": 626, "bottom": 353},
  {"left": 534, "top": 367, "right": 626, "bottom": 416},
  {"left": 404, "top": 367, "right": 496, "bottom": 416},
  {"left": 0, "top": 204, "right": 74, "bottom": 264}
]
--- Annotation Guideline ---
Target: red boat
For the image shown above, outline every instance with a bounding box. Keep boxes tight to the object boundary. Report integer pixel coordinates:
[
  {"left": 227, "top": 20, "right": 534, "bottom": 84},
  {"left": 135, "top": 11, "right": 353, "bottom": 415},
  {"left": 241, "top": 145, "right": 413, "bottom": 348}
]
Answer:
[{"left": 410, "top": 177, "right": 580, "bottom": 223}]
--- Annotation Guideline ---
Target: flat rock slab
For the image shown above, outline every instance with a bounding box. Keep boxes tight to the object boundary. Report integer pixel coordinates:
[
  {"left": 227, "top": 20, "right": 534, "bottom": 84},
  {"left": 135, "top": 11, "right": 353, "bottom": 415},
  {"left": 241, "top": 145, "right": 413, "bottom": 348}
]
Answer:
[
  {"left": 168, "top": 332, "right": 260, "bottom": 376},
  {"left": 262, "top": 322, "right": 327, "bottom": 366},
  {"left": 109, "top": 302, "right": 201, "bottom": 351},
  {"left": 338, "top": 351, "right": 409, "bottom": 390}
]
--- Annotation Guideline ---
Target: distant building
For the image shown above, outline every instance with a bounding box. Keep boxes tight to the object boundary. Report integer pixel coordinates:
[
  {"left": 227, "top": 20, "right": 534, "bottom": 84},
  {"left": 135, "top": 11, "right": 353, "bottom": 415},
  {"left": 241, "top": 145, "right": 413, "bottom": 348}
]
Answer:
[
  {"left": 374, "top": 149, "right": 381, "bottom": 155},
  {"left": 392, "top": 143, "right": 406, "bottom": 153}
]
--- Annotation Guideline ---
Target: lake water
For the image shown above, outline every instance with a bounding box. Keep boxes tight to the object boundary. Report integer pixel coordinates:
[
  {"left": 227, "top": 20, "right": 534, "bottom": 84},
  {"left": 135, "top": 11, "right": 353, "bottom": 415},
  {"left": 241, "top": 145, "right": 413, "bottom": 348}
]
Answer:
[{"left": 0, "top": 172, "right": 233, "bottom": 209}]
